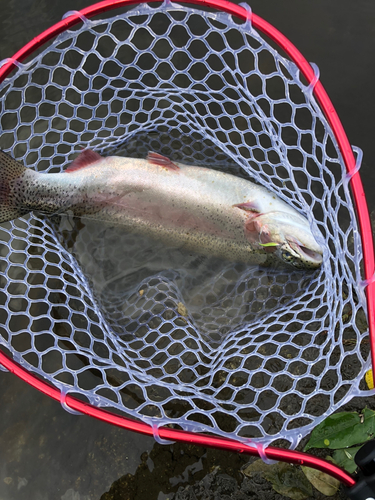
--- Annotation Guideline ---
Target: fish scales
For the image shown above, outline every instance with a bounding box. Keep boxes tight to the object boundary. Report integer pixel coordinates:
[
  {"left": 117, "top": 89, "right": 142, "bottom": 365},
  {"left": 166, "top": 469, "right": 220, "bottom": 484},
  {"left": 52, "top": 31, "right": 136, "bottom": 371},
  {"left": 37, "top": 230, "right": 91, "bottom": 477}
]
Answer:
[{"left": 0, "top": 150, "right": 323, "bottom": 268}]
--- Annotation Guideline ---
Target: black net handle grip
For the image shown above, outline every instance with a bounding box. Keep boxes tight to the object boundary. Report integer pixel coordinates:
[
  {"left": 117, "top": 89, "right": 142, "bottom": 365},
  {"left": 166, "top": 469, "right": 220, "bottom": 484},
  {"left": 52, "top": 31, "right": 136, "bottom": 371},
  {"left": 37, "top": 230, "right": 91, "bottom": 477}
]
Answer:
[{"left": 347, "top": 441, "right": 375, "bottom": 499}]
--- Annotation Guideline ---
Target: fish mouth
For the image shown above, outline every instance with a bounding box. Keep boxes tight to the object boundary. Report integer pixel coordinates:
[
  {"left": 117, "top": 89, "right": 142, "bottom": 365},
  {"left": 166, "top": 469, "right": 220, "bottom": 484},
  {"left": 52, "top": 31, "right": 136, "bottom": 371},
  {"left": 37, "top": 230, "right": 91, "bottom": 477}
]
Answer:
[
  {"left": 299, "top": 245, "right": 323, "bottom": 262},
  {"left": 287, "top": 238, "right": 323, "bottom": 268}
]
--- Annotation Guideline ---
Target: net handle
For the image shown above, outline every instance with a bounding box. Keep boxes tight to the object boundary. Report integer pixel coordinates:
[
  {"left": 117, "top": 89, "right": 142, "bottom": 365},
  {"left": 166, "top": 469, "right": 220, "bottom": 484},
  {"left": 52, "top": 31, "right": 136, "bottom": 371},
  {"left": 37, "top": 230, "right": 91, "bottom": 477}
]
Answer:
[
  {"left": 0, "top": 0, "right": 371, "bottom": 483},
  {"left": 0, "top": 348, "right": 355, "bottom": 487}
]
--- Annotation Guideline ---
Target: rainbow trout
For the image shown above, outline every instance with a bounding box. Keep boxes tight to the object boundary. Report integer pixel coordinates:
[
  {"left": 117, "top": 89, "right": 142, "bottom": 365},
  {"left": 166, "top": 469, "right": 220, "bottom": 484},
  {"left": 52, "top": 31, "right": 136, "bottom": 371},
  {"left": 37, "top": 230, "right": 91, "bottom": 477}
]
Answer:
[{"left": 0, "top": 149, "right": 323, "bottom": 269}]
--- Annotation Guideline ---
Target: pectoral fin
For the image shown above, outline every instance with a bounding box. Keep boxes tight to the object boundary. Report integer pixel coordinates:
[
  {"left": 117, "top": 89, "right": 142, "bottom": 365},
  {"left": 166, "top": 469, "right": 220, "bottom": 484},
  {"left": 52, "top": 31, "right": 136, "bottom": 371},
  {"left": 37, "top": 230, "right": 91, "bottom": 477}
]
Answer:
[
  {"left": 244, "top": 219, "right": 278, "bottom": 253},
  {"left": 259, "top": 226, "right": 278, "bottom": 253},
  {"left": 244, "top": 218, "right": 262, "bottom": 242},
  {"left": 147, "top": 152, "right": 180, "bottom": 172},
  {"left": 233, "top": 201, "right": 261, "bottom": 213}
]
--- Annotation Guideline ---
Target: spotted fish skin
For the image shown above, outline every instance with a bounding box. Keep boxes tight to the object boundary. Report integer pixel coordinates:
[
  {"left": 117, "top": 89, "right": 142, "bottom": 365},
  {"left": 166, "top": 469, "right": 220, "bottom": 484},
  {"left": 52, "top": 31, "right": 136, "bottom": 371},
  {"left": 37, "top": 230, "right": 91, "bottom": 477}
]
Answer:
[{"left": 0, "top": 150, "right": 323, "bottom": 268}]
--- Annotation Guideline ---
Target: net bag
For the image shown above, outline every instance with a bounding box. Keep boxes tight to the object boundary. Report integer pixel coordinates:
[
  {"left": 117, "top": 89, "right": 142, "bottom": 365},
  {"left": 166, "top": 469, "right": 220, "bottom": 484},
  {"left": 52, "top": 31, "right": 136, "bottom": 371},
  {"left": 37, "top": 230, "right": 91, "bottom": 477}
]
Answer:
[{"left": 0, "top": 0, "right": 374, "bottom": 456}]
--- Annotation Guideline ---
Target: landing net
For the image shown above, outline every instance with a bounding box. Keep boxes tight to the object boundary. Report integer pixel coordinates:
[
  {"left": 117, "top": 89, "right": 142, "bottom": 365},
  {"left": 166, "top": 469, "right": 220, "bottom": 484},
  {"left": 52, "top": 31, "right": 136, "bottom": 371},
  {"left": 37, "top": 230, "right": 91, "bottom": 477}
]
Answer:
[{"left": 0, "top": 0, "right": 373, "bottom": 449}]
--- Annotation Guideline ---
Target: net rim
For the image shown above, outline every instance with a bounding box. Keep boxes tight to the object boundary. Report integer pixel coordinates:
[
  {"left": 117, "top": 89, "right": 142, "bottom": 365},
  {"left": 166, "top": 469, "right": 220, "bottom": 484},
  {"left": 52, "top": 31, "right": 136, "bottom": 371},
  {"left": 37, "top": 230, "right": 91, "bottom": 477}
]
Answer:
[
  {"left": 0, "top": 0, "right": 371, "bottom": 485},
  {"left": 0, "top": 349, "right": 355, "bottom": 487},
  {"left": 0, "top": 1, "right": 373, "bottom": 345}
]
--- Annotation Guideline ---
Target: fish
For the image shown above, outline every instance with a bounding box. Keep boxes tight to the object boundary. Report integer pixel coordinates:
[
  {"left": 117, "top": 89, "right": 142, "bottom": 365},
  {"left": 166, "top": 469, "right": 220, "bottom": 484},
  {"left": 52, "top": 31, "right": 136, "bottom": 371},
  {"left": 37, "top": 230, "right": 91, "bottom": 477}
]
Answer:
[{"left": 0, "top": 149, "right": 323, "bottom": 269}]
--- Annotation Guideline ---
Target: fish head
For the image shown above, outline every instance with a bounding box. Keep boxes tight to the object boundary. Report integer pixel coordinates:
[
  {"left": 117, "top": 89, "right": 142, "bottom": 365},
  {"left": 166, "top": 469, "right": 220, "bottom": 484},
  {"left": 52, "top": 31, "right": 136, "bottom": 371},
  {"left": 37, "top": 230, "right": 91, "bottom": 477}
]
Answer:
[
  {"left": 251, "top": 211, "right": 323, "bottom": 269},
  {"left": 276, "top": 236, "right": 323, "bottom": 269}
]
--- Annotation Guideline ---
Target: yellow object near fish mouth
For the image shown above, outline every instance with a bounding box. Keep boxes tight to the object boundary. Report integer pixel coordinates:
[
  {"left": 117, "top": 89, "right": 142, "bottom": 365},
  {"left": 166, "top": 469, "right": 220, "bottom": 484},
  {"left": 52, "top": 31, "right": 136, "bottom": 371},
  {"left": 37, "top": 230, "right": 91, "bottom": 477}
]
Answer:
[{"left": 259, "top": 242, "right": 279, "bottom": 247}]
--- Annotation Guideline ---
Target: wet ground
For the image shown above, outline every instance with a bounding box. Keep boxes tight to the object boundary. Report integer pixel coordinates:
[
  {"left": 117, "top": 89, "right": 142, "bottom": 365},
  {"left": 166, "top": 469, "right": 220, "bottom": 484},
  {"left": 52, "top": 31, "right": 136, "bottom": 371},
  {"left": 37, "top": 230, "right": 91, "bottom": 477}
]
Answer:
[
  {"left": 100, "top": 395, "right": 375, "bottom": 500},
  {"left": 4, "top": 364, "right": 375, "bottom": 500},
  {"left": 0, "top": 1, "right": 375, "bottom": 499},
  {"left": 0, "top": 372, "right": 155, "bottom": 499}
]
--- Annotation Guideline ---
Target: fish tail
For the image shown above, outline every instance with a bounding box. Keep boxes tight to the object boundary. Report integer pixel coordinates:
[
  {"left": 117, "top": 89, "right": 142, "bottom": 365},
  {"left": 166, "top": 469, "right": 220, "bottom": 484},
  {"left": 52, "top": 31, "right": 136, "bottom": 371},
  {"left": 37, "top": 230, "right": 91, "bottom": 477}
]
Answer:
[{"left": 0, "top": 150, "right": 29, "bottom": 223}]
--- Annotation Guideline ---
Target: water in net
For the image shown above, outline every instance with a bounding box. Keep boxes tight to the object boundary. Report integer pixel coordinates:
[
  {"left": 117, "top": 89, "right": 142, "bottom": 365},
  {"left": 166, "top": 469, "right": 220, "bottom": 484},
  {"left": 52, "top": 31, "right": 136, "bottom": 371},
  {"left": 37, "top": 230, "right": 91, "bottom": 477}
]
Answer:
[{"left": 0, "top": 2, "right": 370, "bottom": 448}]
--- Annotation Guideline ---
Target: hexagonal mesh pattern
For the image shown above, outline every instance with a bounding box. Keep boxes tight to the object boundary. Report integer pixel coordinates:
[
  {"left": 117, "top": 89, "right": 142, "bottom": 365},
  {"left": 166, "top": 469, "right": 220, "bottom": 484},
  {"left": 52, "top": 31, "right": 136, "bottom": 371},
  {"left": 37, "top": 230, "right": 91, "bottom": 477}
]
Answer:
[{"left": 0, "top": 2, "right": 370, "bottom": 447}]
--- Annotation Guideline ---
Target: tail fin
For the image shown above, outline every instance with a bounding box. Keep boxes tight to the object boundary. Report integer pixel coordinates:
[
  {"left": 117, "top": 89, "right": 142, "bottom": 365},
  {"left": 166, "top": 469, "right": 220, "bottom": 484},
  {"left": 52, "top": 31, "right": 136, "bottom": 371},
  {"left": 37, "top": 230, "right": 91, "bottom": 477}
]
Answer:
[{"left": 0, "top": 150, "right": 29, "bottom": 223}]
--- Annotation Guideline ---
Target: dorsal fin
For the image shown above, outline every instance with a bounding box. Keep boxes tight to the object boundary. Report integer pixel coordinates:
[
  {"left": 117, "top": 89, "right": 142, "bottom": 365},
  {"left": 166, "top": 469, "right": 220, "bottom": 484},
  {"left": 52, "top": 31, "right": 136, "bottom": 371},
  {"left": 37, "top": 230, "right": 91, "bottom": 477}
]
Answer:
[
  {"left": 66, "top": 149, "right": 102, "bottom": 173},
  {"left": 147, "top": 152, "right": 180, "bottom": 172}
]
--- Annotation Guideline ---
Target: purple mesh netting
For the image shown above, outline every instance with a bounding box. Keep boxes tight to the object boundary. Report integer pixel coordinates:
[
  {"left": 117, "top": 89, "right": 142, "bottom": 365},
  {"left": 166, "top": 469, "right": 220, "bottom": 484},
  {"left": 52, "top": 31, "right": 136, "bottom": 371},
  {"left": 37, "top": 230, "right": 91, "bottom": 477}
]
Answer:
[{"left": 0, "top": 2, "right": 370, "bottom": 448}]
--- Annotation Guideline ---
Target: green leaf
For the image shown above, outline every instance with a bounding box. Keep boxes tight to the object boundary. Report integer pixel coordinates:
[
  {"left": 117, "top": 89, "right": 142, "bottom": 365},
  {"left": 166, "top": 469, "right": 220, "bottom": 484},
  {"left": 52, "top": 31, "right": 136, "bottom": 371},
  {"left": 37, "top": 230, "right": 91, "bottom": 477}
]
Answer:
[
  {"left": 301, "top": 465, "right": 340, "bottom": 496},
  {"left": 304, "top": 409, "right": 375, "bottom": 451},
  {"left": 243, "top": 460, "right": 270, "bottom": 476},
  {"left": 332, "top": 446, "right": 362, "bottom": 473},
  {"left": 243, "top": 460, "right": 312, "bottom": 500}
]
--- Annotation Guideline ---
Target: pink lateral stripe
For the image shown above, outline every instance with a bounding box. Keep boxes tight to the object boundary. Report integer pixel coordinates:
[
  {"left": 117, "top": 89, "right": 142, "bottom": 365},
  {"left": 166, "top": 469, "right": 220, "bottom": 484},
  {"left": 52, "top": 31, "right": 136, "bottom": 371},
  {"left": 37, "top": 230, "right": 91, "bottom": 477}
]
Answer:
[{"left": 0, "top": 0, "right": 372, "bottom": 485}]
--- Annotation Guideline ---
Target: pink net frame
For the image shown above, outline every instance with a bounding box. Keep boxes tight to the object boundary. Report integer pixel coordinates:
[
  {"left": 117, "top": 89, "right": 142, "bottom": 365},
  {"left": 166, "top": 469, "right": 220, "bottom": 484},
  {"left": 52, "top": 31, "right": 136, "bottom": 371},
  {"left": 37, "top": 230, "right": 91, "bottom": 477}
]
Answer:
[{"left": 0, "top": 0, "right": 373, "bottom": 486}]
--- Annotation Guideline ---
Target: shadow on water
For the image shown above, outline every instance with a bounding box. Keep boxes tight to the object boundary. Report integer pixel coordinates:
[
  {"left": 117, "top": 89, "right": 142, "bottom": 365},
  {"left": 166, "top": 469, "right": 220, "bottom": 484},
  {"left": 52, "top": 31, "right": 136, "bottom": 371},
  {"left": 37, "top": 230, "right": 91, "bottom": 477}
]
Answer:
[
  {"left": 0, "top": 370, "right": 155, "bottom": 500},
  {"left": 50, "top": 214, "right": 315, "bottom": 346},
  {"left": 100, "top": 440, "right": 251, "bottom": 500}
]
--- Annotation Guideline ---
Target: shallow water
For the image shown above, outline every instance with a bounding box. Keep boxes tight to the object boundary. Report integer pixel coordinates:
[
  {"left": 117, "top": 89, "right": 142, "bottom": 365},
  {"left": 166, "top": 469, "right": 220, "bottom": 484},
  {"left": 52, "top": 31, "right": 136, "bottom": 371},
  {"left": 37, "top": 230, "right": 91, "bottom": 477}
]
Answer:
[
  {"left": 0, "top": 1, "right": 374, "bottom": 499},
  {"left": 0, "top": 368, "right": 155, "bottom": 499},
  {"left": 54, "top": 215, "right": 312, "bottom": 344}
]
